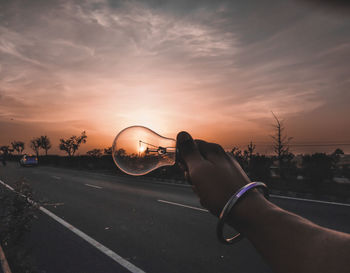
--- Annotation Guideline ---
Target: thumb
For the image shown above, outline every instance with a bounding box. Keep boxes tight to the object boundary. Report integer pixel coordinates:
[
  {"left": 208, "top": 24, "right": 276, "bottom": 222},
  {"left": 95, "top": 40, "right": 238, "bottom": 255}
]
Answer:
[{"left": 176, "top": 131, "right": 203, "bottom": 170}]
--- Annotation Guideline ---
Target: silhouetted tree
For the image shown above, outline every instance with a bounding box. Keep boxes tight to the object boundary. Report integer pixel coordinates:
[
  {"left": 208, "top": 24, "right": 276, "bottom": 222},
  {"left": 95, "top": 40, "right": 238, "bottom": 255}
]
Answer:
[
  {"left": 0, "top": 145, "right": 13, "bottom": 157},
  {"left": 59, "top": 131, "right": 87, "bottom": 157},
  {"left": 249, "top": 155, "right": 272, "bottom": 182},
  {"left": 271, "top": 112, "right": 293, "bottom": 176},
  {"left": 247, "top": 141, "right": 256, "bottom": 161},
  {"left": 104, "top": 147, "right": 112, "bottom": 155},
  {"left": 40, "top": 136, "right": 51, "bottom": 156},
  {"left": 11, "top": 141, "right": 25, "bottom": 155},
  {"left": 30, "top": 138, "right": 41, "bottom": 157},
  {"left": 302, "top": 153, "right": 334, "bottom": 190},
  {"left": 116, "top": 148, "right": 126, "bottom": 157},
  {"left": 229, "top": 146, "right": 248, "bottom": 171},
  {"left": 330, "top": 148, "right": 344, "bottom": 176},
  {"left": 343, "top": 165, "right": 350, "bottom": 179},
  {"left": 87, "top": 149, "right": 102, "bottom": 158},
  {"left": 331, "top": 148, "right": 344, "bottom": 163}
]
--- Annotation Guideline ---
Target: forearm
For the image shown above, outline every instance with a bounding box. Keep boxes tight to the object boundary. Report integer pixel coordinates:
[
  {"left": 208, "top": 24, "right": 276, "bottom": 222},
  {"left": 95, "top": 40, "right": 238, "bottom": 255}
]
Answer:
[
  {"left": 175, "top": 133, "right": 350, "bottom": 272},
  {"left": 228, "top": 191, "right": 350, "bottom": 273}
]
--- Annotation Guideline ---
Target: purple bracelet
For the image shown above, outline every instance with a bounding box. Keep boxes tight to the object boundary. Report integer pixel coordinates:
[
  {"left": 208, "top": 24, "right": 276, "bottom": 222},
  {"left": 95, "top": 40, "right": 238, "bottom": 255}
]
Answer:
[{"left": 216, "top": 182, "right": 269, "bottom": 245}]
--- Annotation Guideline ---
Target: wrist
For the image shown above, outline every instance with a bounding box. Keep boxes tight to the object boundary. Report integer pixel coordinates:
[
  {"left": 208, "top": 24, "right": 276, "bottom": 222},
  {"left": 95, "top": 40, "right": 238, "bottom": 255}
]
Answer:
[{"left": 226, "top": 189, "right": 271, "bottom": 232}]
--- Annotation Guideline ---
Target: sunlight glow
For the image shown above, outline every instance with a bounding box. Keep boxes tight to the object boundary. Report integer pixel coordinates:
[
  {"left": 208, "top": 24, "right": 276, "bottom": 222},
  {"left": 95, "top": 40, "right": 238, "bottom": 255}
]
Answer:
[{"left": 138, "top": 145, "right": 146, "bottom": 154}]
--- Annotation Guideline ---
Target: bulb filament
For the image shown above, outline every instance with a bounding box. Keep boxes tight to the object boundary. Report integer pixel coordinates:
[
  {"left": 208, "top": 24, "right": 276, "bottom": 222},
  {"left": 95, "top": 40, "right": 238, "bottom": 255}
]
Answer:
[{"left": 139, "top": 140, "right": 175, "bottom": 156}]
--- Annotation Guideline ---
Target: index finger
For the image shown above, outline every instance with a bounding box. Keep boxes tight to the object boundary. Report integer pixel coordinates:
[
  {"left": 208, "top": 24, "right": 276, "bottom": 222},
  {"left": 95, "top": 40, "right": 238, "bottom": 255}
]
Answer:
[{"left": 176, "top": 131, "right": 204, "bottom": 171}]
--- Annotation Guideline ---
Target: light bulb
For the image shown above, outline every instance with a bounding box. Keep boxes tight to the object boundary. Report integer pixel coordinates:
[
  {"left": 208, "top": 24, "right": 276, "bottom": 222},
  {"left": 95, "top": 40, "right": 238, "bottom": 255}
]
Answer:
[{"left": 112, "top": 126, "right": 176, "bottom": 176}]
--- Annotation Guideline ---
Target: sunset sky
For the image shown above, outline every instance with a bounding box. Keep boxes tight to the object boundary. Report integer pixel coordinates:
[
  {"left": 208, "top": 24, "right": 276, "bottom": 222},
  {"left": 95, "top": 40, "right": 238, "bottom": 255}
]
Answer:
[{"left": 1, "top": 0, "right": 349, "bottom": 155}]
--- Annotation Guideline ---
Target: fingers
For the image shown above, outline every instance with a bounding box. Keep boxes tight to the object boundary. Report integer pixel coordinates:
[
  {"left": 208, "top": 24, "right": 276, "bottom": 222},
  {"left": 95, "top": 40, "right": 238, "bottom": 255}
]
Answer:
[
  {"left": 176, "top": 131, "right": 203, "bottom": 171},
  {"left": 195, "top": 140, "right": 229, "bottom": 164}
]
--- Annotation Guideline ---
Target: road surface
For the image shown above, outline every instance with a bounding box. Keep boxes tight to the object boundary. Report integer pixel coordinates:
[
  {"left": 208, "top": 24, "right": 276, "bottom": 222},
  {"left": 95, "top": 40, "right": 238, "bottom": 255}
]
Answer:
[{"left": 1, "top": 162, "right": 350, "bottom": 273}]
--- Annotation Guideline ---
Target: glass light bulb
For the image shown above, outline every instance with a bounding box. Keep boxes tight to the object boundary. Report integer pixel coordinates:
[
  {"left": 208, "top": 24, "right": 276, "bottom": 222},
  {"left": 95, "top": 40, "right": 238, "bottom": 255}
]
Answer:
[{"left": 112, "top": 126, "right": 176, "bottom": 176}]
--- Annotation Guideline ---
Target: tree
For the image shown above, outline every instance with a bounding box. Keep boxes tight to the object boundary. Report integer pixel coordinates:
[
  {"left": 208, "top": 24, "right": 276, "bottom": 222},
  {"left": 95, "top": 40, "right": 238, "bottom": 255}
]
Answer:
[
  {"left": 343, "top": 165, "right": 350, "bottom": 179},
  {"left": 271, "top": 112, "right": 293, "bottom": 176},
  {"left": 87, "top": 149, "right": 102, "bottom": 158},
  {"left": 116, "top": 148, "right": 126, "bottom": 157},
  {"left": 302, "top": 153, "right": 334, "bottom": 190},
  {"left": 247, "top": 141, "right": 256, "bottom": 161},
  {"left": 0, "top": 145, "right": 12, "bottom": 156},
  {"left": 331, "top": 148, "right": 344, "bottom": 164},
  {"left": 104, "top": 147, "right": 112, "bottom": 155},
  {"left": 11, "top": 141, "right": 25, "bottom": 155},
  {"left": 229, "top": 146, "right": 248, "bottom": 171},
  {"left": 40, "top": 136, "right": 51, "bottom": 156},
  {"left": 30, "top": 138, "right": 41, "bottom": 157},
  {"left": 59, "top": 131, "right": 87, "bottom": 157},
  {"left": 249, "top": 155, "right": 272, "bottom": 182},
  {"left": 230, "top": 145, "right": 272, "bottom": 182}
]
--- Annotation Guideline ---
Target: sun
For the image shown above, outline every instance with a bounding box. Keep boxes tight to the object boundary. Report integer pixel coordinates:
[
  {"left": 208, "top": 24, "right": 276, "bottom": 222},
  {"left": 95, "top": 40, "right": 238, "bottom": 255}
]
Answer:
[{"left": 138, "top": 145, "right": 146, "bottom": 153}]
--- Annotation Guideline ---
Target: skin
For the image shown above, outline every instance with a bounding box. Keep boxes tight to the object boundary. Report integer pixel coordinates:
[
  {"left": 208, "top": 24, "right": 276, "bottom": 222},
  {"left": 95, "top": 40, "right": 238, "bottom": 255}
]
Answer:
[{"left": 176, "top": 131, "right": 350, "bottom": 273}]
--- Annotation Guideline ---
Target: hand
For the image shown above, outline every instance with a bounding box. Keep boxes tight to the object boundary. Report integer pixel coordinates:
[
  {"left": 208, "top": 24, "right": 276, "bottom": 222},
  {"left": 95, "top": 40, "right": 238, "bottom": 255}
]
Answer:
[{"left": 176, "top": 131, "right": 251, "bottom": 216}]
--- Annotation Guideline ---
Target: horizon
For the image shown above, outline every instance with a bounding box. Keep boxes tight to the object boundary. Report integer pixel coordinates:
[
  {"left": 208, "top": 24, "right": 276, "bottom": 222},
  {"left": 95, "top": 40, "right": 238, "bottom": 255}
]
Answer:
[
  {"left": 3, "top": 132, "right": 350, "bottom": 156},
  {"left": 1, "top": 0, "right": 350, "bottom": 155}
]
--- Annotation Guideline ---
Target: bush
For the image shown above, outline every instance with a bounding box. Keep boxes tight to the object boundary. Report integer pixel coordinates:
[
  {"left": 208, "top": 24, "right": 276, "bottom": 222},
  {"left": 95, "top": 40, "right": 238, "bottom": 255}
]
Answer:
[
  {"left": 248, "top": 155, "right": 272, "bottom": 182},
  {"left": 302, "top": 153, "right": 334, "bottom": 191}
]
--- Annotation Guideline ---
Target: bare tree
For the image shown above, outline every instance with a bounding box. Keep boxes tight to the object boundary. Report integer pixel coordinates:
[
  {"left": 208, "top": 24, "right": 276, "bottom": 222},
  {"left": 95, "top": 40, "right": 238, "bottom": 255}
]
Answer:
[
  {"left": 59, "top": 131, "right": 87, "bottom": 157},
  {"left": 11, "top": 141, "right": 25, "bottom": 155},
  {"left": 247, "top": 141, "right": 256, "bottom": 161},
  {"left": 40, "top": 136, "right": 51, "bottom": 156},
  {"left": 30, "top": 138, "right": 41, "bottom": 157},
  {"left": 271, "top": 112, "right": 293, "bottom": 171}
]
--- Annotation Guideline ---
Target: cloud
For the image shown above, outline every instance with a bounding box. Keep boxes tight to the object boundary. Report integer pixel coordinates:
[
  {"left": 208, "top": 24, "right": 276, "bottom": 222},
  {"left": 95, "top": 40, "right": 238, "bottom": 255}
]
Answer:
[{"left": 0, "top": 0, "right": 349, "bottom": 153}]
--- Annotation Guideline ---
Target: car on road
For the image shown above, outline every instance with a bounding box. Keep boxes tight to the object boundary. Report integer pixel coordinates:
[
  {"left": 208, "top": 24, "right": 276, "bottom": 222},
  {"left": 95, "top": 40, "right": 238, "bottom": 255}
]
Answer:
[{"left": 20, "top": 154, "right": 38, "bottom": 167}]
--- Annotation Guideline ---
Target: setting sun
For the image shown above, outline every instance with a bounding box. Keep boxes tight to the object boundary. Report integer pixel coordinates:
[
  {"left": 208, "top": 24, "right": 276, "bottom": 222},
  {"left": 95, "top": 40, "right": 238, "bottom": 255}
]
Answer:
[{"left": 138, "top": 145, "right": 146, "bottom": 154}]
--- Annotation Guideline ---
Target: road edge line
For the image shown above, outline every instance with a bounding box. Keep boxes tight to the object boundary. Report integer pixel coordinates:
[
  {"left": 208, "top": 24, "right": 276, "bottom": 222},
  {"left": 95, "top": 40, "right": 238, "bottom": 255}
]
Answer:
[
  {"left": 0, "top": 179, "right": 146, "bottom": 273},
  {"left": 270, "top": 194, "right": 350, "bottom": 207}
]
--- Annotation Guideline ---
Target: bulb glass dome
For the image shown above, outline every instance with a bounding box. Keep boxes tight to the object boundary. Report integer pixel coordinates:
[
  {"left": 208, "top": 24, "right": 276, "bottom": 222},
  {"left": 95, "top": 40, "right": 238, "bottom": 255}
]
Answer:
[{"left": 112, "top": 126, "right": 176, "bottom": 176}]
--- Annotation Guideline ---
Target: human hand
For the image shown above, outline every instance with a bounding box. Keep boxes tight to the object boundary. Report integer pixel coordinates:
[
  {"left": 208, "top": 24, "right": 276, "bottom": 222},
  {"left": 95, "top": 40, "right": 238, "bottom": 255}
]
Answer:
[{"left": 176, "top": 131, "right": 251, "bottom": 216}]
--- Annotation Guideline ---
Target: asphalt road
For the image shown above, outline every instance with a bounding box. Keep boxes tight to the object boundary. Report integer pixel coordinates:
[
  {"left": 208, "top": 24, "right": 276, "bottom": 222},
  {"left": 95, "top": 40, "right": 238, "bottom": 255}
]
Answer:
[{"left": 1, "top": 162, "right": 350, "bottom": 273}]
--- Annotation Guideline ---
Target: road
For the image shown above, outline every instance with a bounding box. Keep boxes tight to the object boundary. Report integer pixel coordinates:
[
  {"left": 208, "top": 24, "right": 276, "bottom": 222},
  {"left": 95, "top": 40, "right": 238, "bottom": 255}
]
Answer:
[{"left": 1, "top": 162, "right": 350, "bottom": 273}]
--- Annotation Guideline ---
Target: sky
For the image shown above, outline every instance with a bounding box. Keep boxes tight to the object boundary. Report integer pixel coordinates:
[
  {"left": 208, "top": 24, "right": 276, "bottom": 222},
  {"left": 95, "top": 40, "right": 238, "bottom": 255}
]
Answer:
[{"left": 0, "top": 0, "right": 350, "bottom": 155}]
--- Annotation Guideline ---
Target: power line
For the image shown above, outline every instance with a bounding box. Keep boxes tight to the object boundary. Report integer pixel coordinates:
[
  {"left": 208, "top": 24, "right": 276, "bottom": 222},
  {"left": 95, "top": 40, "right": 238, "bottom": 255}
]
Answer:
[{"left": 235, "top": 143, "right": 350, "bottom": 147}]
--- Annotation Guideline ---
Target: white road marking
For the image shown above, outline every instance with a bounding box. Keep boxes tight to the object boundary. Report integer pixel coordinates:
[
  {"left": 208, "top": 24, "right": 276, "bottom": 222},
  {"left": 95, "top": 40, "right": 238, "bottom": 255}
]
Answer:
[
  {"left": 85, "top": 184, "right": 102, "bottom": 189},
  {"left": 159, "top": 195, "right": 350, "bottom": 212},
  {"left": 0, "top": 181, "right": 14, "bottom": 191},
  {"left": 158, "top": 199, "right": 209, "bottom": 212},
  {"left": 270, "top": 194, "right": 350, "bottom": 207},
  {"left": 51, "top": 176, "right": 61, "bottom": 180},
  {"left": 0, "top": 179, "right": 146, "bottom": 273},
  {"left": 42, "top": 202, "right": 65, "bottom": 207}
]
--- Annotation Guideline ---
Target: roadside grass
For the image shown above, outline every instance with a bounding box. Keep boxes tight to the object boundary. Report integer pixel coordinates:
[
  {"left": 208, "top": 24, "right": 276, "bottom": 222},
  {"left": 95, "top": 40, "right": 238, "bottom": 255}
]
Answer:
[{"left": 0, "top": 178, "right": 38, "bottom": 273}]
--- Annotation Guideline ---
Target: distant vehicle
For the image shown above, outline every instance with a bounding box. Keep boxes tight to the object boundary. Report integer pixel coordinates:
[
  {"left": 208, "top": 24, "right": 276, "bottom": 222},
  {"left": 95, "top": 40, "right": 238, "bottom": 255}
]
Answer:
[{"left": 20, "top": 154, "right": 38, "bottom": 167}]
